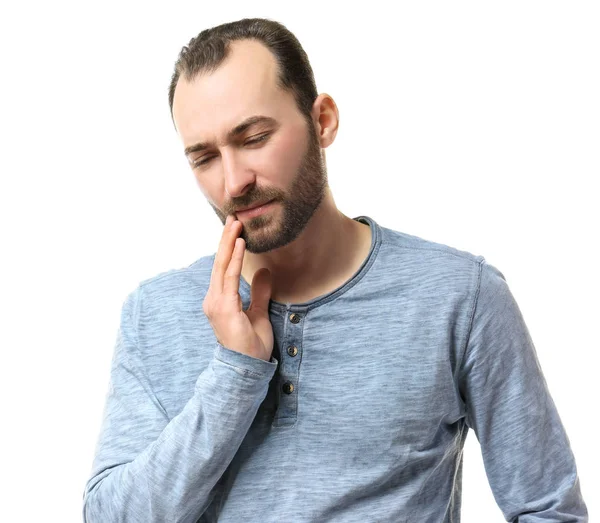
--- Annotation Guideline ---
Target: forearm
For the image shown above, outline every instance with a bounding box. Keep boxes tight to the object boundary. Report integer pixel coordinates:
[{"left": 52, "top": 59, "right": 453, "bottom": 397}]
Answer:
[{"left": 83, "top": 344, "right": 277, "bottom": 523}]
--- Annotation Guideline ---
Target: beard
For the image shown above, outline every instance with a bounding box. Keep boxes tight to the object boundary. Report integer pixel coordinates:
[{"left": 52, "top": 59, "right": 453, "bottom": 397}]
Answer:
[{"left": 210, "top": 118, "right": 329, "bottom": 254}]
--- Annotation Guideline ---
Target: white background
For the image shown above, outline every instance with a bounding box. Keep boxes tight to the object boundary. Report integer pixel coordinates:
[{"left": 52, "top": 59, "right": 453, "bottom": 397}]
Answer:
[{"left": 0, "top": 1, "right": 597, "bottom": 521}]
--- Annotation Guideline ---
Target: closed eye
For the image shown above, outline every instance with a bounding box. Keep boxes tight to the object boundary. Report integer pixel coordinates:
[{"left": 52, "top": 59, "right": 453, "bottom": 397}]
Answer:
[
  {"left": 244, "top": 133, "right": 270, "bottom": 146},
  {"left": 192, "top": 133, "right": 271, "bottom": 169}
]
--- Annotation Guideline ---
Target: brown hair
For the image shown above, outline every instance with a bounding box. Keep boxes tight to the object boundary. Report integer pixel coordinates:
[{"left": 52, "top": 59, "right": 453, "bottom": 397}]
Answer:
[{"left": 168, "top": 18, "right": 318, "bottom": 129}]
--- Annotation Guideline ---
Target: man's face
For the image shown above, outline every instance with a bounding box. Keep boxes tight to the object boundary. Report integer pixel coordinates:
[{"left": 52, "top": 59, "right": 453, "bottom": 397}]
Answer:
[{"left": 172, "top": 39, "right": 328, "bottom": 254}]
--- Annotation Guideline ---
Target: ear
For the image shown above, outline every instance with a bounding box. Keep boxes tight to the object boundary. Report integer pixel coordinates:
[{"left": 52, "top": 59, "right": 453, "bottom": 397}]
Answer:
[{"left": 311, "top": 93, "right": 339, "bottom": 148}]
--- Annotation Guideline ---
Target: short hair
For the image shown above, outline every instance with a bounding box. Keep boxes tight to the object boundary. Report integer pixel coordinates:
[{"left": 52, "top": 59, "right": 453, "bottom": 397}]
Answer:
[{"left": 168, "top": 18, "right": 319, "bottom": 129}]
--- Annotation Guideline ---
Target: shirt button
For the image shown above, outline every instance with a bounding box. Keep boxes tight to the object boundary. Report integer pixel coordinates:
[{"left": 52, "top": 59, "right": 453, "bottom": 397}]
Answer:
[
  {"left": 289, "top": 313, "right": 301, "bottom": 324},
  {"left": 287, "top": 346, "right": 298, "bottom": 357},
  {"left": 282, "top": 381, "right": 294, "bottom": 394}
]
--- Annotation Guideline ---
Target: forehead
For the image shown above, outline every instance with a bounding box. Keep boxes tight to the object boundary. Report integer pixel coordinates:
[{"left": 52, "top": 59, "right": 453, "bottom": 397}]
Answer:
[{"left": 173, "top": 39, "right": 295, "bottom": 144}]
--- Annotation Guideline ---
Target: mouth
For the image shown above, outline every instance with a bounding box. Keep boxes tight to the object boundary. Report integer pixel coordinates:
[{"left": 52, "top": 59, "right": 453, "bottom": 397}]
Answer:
[
  {"left": 235, "top": 200, "right": 273, "bottom": 213},
  {"left": 234, "top": 199, "right": 276, "bottom": 220}
]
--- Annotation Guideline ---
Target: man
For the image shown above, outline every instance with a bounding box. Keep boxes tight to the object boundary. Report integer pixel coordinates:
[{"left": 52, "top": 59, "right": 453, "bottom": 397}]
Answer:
[{"left": 82, "top": 18, "right": 588, "bottom": 522}]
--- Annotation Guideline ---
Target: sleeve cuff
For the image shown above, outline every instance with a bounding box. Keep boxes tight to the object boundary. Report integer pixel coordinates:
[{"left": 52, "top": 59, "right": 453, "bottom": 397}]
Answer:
[{"left": 214, "top": 342, "right": 278, "bottom": 377}]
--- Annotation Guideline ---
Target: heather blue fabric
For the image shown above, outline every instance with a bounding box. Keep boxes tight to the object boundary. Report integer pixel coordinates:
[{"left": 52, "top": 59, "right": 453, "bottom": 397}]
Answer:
[{"left": 82, "top": 215, "right": 588, "bottom": 522}]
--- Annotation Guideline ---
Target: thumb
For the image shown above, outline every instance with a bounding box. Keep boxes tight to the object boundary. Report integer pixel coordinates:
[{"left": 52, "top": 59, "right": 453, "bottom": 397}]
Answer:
[{"left": 248, "top": 268, "right": 273, "bottom": 314}]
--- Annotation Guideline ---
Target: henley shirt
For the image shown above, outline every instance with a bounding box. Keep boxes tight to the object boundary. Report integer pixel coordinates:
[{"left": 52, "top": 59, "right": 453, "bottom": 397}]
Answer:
[{"left": 82, "top": 215, "right": 588, "bottom": 522}]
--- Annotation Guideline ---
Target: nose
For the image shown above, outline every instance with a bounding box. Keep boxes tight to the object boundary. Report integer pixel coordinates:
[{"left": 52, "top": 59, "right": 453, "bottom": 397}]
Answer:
[{"left": 221, "top": 147, "right": 256, "bottom": 199}]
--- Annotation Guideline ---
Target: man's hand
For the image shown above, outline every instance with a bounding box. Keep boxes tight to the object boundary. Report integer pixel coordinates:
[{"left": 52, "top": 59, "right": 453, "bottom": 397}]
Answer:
[{"left": 203, "top": 214, "right": 274, "bottom": 361}]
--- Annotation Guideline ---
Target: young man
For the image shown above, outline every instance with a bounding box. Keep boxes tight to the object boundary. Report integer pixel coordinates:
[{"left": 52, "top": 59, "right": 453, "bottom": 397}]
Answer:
[{"left": 83, "top": 18, "right": 588, "bottom": 522}]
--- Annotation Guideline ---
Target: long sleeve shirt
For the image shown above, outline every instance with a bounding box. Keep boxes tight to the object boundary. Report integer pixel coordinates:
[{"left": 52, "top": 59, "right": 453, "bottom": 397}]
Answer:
[{"left": 82, "top": 214, "right": 588, "bottom": 522}]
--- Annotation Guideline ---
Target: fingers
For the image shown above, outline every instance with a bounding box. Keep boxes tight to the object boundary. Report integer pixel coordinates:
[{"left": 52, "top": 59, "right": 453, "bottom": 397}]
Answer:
[
  {"left": 223, "top": 235, "right": 245, "bottom": 296},
  {"left": 248, "top": 267, "right": 271, "bottom": 314},
  {"left": 210, "top": 214, "right": 241, "bottom": 293}
]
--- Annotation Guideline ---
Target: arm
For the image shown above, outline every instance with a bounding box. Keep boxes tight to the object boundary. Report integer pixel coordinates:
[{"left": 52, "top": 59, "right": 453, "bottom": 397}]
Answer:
[
  {"left": 458, "top": 260, "right": 588, "bottom": 522},
  {"left": 82, "top": 287, "right": 278, "bottom": 523}
]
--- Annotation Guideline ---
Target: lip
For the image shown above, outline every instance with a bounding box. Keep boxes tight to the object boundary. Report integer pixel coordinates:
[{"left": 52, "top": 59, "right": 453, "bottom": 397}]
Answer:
[{"left": 235, "top": 199, "right": 275, "bottom": 220}]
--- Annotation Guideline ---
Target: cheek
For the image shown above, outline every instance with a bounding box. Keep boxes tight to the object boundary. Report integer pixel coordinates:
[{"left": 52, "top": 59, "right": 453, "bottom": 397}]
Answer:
[{"left": 259, "top": 131, "right": 306, "bottom": 178}]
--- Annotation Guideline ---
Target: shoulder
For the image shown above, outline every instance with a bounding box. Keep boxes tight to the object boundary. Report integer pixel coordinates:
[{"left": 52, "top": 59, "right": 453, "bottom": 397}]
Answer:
[
  {"left": 120, "top": 254, "right": 216, "bottom": 321},
  {"left": 376, "top": 222, "right": 488, "bottom": 290}
]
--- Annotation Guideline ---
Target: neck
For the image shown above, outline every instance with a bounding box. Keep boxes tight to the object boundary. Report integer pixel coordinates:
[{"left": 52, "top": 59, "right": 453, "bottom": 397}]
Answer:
[{"left": 241, "top": 191, "right": 368, "bottom": 303}]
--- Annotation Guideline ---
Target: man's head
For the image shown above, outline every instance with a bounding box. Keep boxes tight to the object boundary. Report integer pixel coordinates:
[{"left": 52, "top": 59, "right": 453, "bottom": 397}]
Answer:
[{"left": 169, "top": 18, "right": 339, "bottom": 254}]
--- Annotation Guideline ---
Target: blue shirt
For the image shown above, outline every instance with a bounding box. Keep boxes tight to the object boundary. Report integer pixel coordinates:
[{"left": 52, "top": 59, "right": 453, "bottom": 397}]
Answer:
[{"left": 82, "top": 215, "right": 588, "bottom": 522}]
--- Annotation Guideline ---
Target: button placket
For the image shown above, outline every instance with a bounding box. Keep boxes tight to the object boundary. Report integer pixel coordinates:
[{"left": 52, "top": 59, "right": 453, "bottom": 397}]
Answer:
[{"left": 273, "top": 309, "right": 304, "bottom": 426}]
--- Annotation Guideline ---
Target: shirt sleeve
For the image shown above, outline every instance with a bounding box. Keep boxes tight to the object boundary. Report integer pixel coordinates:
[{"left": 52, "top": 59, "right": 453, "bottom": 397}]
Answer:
[
  {"left": 82, "top": 286, "right": 278, "bottom": 523},
  {"left": 458, "top": 260, "right": 588, "bottom": 522}
]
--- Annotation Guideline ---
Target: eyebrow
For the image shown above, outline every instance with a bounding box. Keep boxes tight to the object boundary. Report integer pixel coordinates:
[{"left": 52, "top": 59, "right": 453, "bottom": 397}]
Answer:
[{"left": 184, "top": 115, "right": 278, "bottom": 157}]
